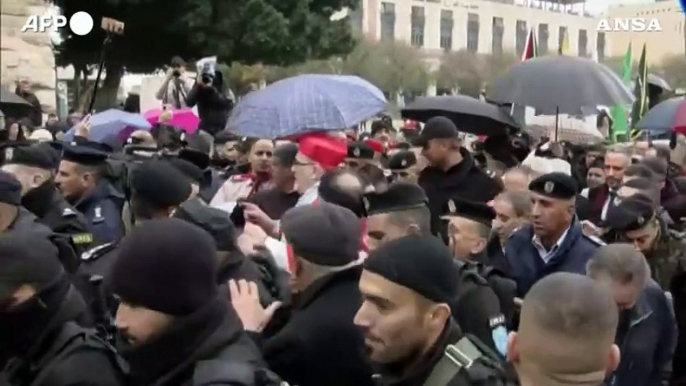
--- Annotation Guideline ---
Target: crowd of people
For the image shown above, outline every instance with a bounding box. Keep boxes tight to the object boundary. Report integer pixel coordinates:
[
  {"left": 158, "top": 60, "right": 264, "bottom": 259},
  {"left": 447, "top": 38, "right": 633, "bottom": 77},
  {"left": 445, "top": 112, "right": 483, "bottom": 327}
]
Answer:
[{"left": 1, "top": 74, "right": 686, "bottom": 386}]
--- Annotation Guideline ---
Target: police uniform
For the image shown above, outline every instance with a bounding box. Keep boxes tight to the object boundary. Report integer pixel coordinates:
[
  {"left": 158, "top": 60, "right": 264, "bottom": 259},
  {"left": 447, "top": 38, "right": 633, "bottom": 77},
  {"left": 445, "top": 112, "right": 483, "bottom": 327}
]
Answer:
[
  {"left": 387, "top": 150, "right": 419, "bottom": 183},
  {"left": 605, "top": 194, "right": 686, "bottom": 384},
  {"left": 441, "top": 198, "right": 511, "bottom": 357},
  {"left": 62, "top": 144, "right": 124, "bottom": 246},
  {"left": 4, "top": 144, "right": 93, "bottom": 255}
]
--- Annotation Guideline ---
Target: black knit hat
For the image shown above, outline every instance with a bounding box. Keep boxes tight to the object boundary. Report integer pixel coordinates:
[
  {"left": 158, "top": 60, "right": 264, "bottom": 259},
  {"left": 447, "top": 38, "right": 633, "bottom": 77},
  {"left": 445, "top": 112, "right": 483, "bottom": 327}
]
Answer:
[
  {"left": 0, "top": 170, "right": 22, "bottom": 205},
  {"left": 364, "top": 235, "right": 459, "bottom": 303},
  {"left": 108, "top": 219, "right": 218, "bottom": 316},
  {"left": 0, "top": 232, "right": 63, "bottom": 302},
  {"left": 281, "top": 202, "right": 361, "bottom": 266},
  {"left": 130, "top": 160, "right": 191, "bottom": 207}
]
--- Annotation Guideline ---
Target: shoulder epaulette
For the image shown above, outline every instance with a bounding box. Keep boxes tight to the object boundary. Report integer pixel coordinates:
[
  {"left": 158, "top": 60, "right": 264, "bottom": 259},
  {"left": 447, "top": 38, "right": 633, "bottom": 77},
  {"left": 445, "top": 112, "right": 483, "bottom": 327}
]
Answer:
[{"left": 81, "top": 242, "right": 117, "bottom": 261}]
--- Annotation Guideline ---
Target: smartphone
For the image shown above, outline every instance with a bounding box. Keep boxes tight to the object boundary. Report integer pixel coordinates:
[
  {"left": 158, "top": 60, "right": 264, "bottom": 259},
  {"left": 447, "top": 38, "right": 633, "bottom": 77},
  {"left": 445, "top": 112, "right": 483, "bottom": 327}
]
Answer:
[{"left": 230, "top": 201, "right": 246, "bottom": 229}]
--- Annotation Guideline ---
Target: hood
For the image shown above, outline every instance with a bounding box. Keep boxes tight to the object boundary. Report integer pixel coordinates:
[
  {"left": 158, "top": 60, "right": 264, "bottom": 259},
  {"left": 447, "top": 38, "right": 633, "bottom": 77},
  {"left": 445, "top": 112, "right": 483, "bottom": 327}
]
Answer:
[{"left": 174, "top": 198, "right": 237, "bottom": 252}]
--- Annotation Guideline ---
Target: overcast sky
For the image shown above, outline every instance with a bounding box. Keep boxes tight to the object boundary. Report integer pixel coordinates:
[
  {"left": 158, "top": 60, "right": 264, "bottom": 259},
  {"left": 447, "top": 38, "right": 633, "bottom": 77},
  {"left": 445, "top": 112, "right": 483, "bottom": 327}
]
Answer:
[{"left": 584, "top": 0, "right": 664, "bottom": 15}]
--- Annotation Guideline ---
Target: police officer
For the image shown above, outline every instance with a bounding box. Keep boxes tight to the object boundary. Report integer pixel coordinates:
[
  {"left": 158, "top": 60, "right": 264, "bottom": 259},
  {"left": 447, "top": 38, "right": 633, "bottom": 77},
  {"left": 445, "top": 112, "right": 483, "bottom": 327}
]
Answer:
[
  {"left": 346, "top": 141, "right": 387, "bottom": 191},
  {"left": 0, "top": 232, "right": 126, "bottom": 385},
  {"left": 56, "top": 144, "right": 124, "bottom": 246},
  {"left": 1, "top": 144, "right": 93, "bottom": 255},
  {"left": 505, "top": 172, "right": 602, "bottom": 297},
  {"left": 605, "top": 194, "right": 686, "bottom": 384},
  {"left": 387, "top": 150, "right": 420, "bottom": 184},
  {"left": 355, "top": 236, "right": 514, "bottom": 385}
]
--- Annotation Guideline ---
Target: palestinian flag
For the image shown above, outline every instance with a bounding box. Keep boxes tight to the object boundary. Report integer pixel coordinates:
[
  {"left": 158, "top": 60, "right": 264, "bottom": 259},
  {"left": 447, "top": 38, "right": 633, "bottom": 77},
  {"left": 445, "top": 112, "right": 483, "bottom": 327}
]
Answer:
[
  {"left": 521, "top": 28, "right": 538, "bottom": 61},
  {"left": 630, "top": 43, "right": 648, "bottom": 140}
]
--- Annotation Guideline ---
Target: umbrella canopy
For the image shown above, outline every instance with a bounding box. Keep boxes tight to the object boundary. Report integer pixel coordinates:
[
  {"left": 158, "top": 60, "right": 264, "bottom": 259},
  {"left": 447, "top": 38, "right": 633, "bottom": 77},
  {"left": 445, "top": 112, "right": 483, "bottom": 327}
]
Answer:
[
  {"left": 635, "top": 97, "right": 686, "bottom": 136},
  {"left": 647, "top": 73, "right": 672, "bottom": 92},
  {"left": 490, "top": 56, "right": 634, "bottom": 115},
  {"left": 64, "top": 109, "right": 151, "bottom": 142},
  {"left": 0, "top": 86, "right": 34, "bottom": 118},
  {"left": 400, "top": 95, "right": 519, "bottom": 136},
  {"left": 527, "top": 115, "right": 605, "bottom": 144},
  {"left": 144, "top": 107, "right": 199, "bottom": 133},
  {"left": 227, "top": 74, "right": 387, "bottom": 139}
]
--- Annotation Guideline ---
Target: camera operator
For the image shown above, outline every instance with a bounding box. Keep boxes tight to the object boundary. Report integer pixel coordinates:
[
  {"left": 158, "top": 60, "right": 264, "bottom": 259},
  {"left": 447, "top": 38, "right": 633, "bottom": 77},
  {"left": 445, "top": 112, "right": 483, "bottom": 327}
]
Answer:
[
  {"left": 186, "top": 65, "right": 234, "bottom": 136},
  {"left": 155, "top": 56, "right": 192, "bottom": 109}
]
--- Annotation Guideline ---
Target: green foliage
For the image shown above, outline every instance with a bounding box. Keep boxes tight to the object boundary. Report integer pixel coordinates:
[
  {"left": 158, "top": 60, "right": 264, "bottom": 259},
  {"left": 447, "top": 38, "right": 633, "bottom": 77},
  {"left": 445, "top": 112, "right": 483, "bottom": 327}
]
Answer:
[
  {"left": 436, "top": 50, "right": 516, "bottom": 97},
  {"left": 50, "top": 0, "right": 358, "bottom": 73}
]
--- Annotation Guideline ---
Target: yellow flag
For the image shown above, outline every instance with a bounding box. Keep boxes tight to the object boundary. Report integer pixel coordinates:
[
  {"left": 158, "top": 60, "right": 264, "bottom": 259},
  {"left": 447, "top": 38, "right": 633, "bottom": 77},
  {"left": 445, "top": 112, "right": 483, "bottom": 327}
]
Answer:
[{"left": 558, "top": 30, "right": 570, "bottom": 55}]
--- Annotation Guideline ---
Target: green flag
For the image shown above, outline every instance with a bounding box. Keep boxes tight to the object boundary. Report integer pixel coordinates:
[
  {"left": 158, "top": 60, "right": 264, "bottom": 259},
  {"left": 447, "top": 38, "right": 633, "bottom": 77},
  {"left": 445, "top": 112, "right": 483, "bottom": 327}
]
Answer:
[
  {"left": 630, "top": 43, "right": 648, "bottom": 141},
  {"left": 610, "top": 43, "right": 631, "bottom": 142}
]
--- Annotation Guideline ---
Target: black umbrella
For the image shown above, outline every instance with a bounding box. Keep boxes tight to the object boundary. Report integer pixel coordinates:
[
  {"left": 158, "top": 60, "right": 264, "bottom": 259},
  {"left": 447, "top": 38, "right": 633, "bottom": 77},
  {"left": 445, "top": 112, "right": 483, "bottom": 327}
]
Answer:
[
  {"left": 401, "top": 95, "right": 519, "bottom": 136},
  {"left": 490, "top": 56, "right": 634, "bottom": 115},
  {"left": 0, "top": 86, "right": 34, "bottom": 118}
]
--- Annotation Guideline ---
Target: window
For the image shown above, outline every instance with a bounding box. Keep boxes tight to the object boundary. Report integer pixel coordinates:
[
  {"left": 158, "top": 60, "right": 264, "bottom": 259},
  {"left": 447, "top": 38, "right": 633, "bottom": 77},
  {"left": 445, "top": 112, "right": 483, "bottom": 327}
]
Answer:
[
  {"left": 578, "top": 29, "right": 588, "bottom": 57},
  {"left": 597, "top": 32, "right": 605, "bottom": 62},
  {"left": 440, "top": 10, "right": 454, "bottom": 50},
  {"left": 411, "top": 6, "right": 425, "bottom": 47},
  {"left": 558, "top": 26, "right": 567, "bottom": 52},
  {"left": 380, "top": 2, "right": 395, "bottom": 41},
  {"left": 538, "top": 23, "right": 549, "bottom": 55},
  {"left": 467, "top": 13, "right": 479, "bottom": 53},
  {"left": 515, "top": 20, "right": 527, "bottom": 57},
  {"left": 492, "top": 17, "right": 504, "bottom": 55}
]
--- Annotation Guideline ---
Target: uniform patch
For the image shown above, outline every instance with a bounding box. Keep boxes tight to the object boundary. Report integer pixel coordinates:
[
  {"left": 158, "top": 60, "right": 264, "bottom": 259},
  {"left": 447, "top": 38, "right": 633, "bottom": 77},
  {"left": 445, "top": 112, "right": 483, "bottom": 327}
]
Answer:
[
  {"left": 353, "top": 147, "right": 361, "bottom": 157},
  {"left": 447, "top": 199, "right": 456, "bottom": 214},
  {"left": 491, "top": 325, "right": 508, "bottom": 358},
  {"left": 93, "top": 206, "right": 104, "bottom": 223},
  {"left": 544, "top": 181, "right": 554, "bottom": 194},
  {"left": 71, "top": 233, "right": 93, "bottom": 245},
  {"left": 400, "top": 159, "right": 407, "bottom": 167},
  {"left": 62, "top": 207, "right": 76, "bottom": 217},
  {"left": 4, "top": 148, "right": 13, "bottom": 161},
  {"left": 81, "top": 242, "right": 114, "bottom": 261}
]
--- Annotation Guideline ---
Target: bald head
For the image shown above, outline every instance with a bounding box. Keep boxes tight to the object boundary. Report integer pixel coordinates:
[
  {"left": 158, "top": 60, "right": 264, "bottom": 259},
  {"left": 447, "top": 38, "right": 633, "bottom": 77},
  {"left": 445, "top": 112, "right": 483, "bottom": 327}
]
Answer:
[
  {"left": 514, "top": 273, "right": 619, "bottom": 383},
  {"left": 130, "top": 130, "right": 157, "bottom": 148}
]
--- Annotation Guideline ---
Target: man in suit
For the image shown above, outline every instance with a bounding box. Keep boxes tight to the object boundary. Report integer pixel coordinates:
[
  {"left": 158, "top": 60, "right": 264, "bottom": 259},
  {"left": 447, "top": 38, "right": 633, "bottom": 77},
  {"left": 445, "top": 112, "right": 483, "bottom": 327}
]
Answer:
[{"left": 588, "top": 148, "right": 632, "bottom": 226}]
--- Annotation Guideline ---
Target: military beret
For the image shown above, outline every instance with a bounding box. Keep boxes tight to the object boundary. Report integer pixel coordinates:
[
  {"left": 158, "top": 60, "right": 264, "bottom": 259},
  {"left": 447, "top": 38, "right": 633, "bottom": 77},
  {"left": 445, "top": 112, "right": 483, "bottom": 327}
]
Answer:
[
  {"left": 529, "top": 172, "right": 578, "bottom": 199},
  {"left": 388, "top": 150, "right": 417, "bottom": 170},
  {"left": 441, "top": 198, "right": 495, "bottom": 226},
  {"left": 4, "top": 144, "right": 57, "bottom": 169},
  {"left": 131, "top": 160, "right": 192, "bottom": 207},
  {"left": 165, "top": 157, "right": 204, "bottom": 184},
  {"left": 605, "top": 194, "right": 656, "bottom": 231},
  {"left": 363, "top": 182, "right": 428, "bottom": 216},
  {"left": 364, "top": 236, "right": 459, "bottom": 303},
  {"left": 347, "top": 142, "right": 375, "bottom": 160},
  {"left": 0, "top": 171, "right": 21, "bottom": 206},
  {"left": 61, "top": 144, "right": 108, "bottom": 166}
]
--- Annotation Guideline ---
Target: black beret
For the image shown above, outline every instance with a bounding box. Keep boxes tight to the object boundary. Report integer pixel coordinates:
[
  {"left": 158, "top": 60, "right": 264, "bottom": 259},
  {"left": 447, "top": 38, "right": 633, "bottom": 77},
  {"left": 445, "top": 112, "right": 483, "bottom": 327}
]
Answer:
[
  {"left": 281, "top": 202, "right": 361, "bottom": 266},
  {"left": 347, "top": 142, "right": 375, "bottom": 160},
  {"left": 387, "top": 150, "right": 417, "bottom": 170},
  {"left": 181, "top": 132, "right": 211, "bottom": 154},
  {"left": 363, "top": 182, "right": 427, "bottom": 216},
  {"left": 61, "top": 144, "right": 108, "bottom": 166},
  {"left": 174, "top": 199, "right": 237, "bottom": 252},
  {"left": 364, "top": 236, "right": 459, "bottom": 303},
  {"left": 0, "top": 232, "right": 62, "bottom": 302},
  {"left": 529, "top": 172, "right": 578, "bottom": 199},
  {"left": 165, "top": 157, "right": 204, "bottom": 184},
  {"left": 0, "top": 170, "right": 22, "bottom": 205},
  {"left": 4, "top": 144, "right": 57, "bottom": 169},
  {"left": 131, "top": 160, "right": 192, "bottom": 207},
  {"left": 605, "top": 194, "right": 656, "bottom": 231},
  {"left": 442, "top": 198, "right": 495, "bottom": 226},
  {"left": 412, "top": 116, "right": 459, "bottom": 147}
]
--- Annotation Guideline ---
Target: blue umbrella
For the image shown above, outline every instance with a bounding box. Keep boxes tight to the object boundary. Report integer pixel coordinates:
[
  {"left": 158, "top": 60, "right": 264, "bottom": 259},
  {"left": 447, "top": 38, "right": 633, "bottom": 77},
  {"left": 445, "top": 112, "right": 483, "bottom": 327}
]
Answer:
[
  {"left": 64, "top": 109, "right": 151, "bottom": 142},
  {"left": 227, "top": 74, "right": 387, "bottom": 139},
  {"left": 635, "top": 97, "right": 686, "bottom": 136}
]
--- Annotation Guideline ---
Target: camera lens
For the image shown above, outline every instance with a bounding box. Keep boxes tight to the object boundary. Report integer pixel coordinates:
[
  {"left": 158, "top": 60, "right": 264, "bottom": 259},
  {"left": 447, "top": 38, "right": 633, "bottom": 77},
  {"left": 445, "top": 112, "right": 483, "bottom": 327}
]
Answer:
[{"left": 172, "top": 70, "right": 181, "bottom": 77}]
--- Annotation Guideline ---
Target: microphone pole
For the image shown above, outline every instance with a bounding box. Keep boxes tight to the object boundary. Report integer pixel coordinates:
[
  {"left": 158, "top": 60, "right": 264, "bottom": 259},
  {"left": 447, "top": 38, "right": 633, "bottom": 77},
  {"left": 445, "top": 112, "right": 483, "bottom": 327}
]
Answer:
[{"left": 87, "top": 33, "right": 112, "bottom": 114}]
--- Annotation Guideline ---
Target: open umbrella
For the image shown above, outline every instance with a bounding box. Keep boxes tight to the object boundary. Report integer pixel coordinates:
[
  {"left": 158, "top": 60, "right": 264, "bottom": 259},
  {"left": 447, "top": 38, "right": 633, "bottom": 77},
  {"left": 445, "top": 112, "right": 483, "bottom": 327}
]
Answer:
[
  {"left": 227, "top": 74, "right": 387, "bottom": 139},
  {"left": 400, "top": 95, "right": 519, "bottom": 136},
  {"left": 490, "top": 56, "right": 634, "bottom": 115},
  {"left": 635, "top": 97, "right": 686, "bottom": 136},
  {"left": 527, "top": 115, "right": 605, "bottom": 144},
  {"left": 648, "top": 73, "right": 672, "bottom": 92},
  {"left": 144, "top": 107, "right": 199, "bottom": 133},
  {"left": 0, "top": 86, "right": 34, "bottom": 118},
  {"left": 64, "top": 109, "right": 151, "bottom": 142}
]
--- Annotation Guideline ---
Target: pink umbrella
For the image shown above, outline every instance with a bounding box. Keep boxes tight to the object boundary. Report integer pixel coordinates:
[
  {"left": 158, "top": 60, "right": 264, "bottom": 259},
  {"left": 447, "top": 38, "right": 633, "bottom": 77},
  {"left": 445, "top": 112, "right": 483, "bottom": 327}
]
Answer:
[{"left": 144, "top": 107, "right": 199, "bottom": 133}]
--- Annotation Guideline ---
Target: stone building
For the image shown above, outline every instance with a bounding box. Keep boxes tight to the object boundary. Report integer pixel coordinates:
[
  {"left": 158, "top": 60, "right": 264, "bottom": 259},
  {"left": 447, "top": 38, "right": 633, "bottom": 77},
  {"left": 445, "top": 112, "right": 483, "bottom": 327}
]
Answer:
[{"left": 1, "top": 0, "right": 57, "bottom": 112}]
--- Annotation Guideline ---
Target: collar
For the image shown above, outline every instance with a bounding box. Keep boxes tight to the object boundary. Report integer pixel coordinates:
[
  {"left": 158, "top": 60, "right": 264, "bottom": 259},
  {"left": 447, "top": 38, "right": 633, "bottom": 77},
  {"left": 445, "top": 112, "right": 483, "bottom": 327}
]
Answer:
[
  {"left": 21, "top": 180, "right": 60, "bottom": 218},
  {"left": 292, "top": 266, "right": 362, "bottom": 310},
  {"left": 532, "top": 226, "right": 571, "bottom": 257},
  {"left": 74, "top": 180, "right": 121, "bottom": 210}
]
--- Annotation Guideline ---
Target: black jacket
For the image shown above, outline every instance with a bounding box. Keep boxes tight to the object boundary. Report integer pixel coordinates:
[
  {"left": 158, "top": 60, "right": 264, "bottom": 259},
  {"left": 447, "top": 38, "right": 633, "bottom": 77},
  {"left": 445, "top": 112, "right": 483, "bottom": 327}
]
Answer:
[
  {"left": 123, "top": 298, "right": 268, "bottom": 386},
  {"left": 256, "top": 266, "right": 374, "bottom": 386},
  {"left": 186, "top": 83, "right": 233, "bottom": 136},
  {"left": 14, "top": 87, "right": 42, "bottom": 127},
  {"left": 419, "top": 148, "right": 502, "bottom": 235},
  {"left": 1, "top": 282, "right": 125, "bottom": 386}
]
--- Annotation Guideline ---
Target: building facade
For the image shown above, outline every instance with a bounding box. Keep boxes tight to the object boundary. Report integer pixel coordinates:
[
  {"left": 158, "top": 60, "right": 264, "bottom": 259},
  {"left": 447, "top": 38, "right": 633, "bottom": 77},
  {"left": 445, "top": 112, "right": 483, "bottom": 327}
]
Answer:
[
  {"left": 605, "top": 0, "right": 685, "bottom": 66},
  {"left": 349, "top": 0, "right": 606, "bottom": 66}
]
